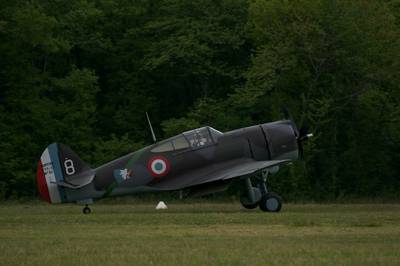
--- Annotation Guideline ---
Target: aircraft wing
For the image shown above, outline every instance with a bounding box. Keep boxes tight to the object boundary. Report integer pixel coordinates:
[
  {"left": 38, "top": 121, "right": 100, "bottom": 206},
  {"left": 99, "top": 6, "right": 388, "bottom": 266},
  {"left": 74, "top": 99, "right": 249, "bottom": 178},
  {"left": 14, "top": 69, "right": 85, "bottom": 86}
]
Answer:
[
  {"left": 219, "top": 159, "right": 290, "bottom": 180},
  {"left": 151, "top": 158, "right": 291, "bottom": 190}
]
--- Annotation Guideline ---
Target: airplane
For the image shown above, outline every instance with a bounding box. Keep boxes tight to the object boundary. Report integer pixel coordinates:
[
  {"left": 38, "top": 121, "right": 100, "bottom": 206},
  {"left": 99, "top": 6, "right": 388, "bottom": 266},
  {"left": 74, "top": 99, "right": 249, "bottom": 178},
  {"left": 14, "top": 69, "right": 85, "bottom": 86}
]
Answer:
[{"left": 36, "top": 114, "right": 312, "bottom": 214}]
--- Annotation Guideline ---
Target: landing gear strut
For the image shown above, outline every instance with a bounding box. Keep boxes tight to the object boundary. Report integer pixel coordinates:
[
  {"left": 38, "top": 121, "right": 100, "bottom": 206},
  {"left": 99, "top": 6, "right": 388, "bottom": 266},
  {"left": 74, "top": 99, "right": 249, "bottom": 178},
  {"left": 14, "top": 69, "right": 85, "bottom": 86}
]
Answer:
[
  {"left": 82, "top": 204, "right": 91, "bottom": 214},
  {"left": 240, "top": 177, "right": 261, "bottom": 209}
]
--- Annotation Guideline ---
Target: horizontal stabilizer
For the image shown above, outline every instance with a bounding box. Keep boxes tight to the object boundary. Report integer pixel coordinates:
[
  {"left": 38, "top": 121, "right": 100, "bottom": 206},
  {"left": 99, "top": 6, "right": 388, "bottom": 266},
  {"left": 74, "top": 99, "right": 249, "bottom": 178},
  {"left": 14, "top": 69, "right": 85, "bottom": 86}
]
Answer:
[{"left": 52, "top": 173, "right": 95, "bottom": 189}]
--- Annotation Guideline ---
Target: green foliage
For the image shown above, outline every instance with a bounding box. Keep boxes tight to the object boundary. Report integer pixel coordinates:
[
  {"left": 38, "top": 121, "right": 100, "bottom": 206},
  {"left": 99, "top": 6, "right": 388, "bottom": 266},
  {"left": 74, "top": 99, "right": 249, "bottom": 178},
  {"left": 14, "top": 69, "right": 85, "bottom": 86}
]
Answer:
[
  {"left": 0, "top": 0, "right": 399, "bottom": 200},
  {"left": 89, "top": 134, "right": 143, "bottom": 167},
  {"left": 242, "top": 0, "right": 400, "bottom": 200},
  {"left": 162, "top": 118, "right": 201, "bottom": 138}
]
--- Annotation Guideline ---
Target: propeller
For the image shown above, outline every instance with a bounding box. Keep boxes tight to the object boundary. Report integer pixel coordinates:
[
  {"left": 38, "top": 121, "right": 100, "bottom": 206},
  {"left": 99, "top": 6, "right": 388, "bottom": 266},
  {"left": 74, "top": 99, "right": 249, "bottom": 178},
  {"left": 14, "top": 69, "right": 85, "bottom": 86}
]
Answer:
[
  {"left": 297, "top": 125, "right": 313, "bottom": 159},
  {"left": 282, "top": 108, "right": 313, "bottom": 159}
]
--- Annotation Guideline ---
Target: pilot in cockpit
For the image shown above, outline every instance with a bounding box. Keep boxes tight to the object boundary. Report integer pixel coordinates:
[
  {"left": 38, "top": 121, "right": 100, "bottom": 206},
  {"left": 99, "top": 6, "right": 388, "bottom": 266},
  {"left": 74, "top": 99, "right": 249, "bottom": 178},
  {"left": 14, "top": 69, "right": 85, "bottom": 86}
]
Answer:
[{"left": 190, "top": 130, "right": 207, "bottom": 148}]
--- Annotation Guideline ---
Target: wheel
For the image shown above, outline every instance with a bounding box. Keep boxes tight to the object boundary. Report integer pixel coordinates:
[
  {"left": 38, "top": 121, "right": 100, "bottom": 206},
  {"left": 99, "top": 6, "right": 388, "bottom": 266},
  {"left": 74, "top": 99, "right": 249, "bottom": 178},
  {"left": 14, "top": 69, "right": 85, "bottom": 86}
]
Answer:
[
  {"left": 240, "top": 187, "right": 262, "bottom": 209},
  {"left": 259, "top": 192, "right": 282, "bottom": 212},
  {"left": 241, "top": 201, "right": 259, "bottom": 209},
  {"left": 82, "top": 206, "right": 91, "bottom": 214}
]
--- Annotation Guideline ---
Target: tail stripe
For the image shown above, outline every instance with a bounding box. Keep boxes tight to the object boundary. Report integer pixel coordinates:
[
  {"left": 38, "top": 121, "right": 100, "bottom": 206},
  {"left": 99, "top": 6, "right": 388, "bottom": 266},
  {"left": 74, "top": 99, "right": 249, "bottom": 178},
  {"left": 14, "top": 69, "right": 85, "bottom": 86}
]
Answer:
[
  {"left": 40, "top": 147, "right": 62, "bottom": 203},
  {"left": 37, "top": 160, "right": 51, "bottom": 203},
  {"left": 47, "top": 143, "right": 66, "bottom": 202}
]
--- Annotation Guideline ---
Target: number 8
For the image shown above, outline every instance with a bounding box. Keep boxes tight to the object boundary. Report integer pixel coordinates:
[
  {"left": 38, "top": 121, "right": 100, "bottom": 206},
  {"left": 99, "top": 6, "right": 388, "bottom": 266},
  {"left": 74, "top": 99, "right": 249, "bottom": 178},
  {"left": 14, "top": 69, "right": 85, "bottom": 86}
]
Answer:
[{"left": 64, "top": 159, "right": 75, "bottom": 175}]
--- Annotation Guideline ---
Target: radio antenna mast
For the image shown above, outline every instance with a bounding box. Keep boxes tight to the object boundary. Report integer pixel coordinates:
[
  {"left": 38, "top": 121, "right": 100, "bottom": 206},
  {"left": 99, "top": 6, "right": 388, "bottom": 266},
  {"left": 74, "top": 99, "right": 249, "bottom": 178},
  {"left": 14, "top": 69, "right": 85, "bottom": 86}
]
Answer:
[{"left": 146, "top": 112, "right": 157, "bottom": 143}]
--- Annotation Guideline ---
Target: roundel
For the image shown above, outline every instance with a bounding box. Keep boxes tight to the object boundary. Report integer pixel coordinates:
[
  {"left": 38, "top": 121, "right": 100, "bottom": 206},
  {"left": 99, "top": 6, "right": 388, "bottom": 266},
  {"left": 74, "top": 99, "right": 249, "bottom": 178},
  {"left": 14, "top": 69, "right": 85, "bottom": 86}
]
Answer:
[{"left": 147, "top": 156, "right": 170, "bottom": 177}]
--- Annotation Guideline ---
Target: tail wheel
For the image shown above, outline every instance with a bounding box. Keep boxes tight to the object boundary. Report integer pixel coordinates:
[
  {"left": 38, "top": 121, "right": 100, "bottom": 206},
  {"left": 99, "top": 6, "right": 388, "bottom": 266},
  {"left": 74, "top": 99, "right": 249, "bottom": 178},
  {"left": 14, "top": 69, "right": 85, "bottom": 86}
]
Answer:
[
  {"left": 82, "top": 205, "right": 91, "bottom": 214},
  {"left": 259, "top": 192, "right": 282, "bottom": 212}
]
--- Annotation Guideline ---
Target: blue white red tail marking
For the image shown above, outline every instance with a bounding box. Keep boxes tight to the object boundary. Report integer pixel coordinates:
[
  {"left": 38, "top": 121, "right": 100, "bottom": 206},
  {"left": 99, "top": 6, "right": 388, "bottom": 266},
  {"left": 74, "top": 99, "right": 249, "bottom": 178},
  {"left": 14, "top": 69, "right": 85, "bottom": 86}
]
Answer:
[{"left": 36, "top": 144, "right": 65, "bottom": 203}]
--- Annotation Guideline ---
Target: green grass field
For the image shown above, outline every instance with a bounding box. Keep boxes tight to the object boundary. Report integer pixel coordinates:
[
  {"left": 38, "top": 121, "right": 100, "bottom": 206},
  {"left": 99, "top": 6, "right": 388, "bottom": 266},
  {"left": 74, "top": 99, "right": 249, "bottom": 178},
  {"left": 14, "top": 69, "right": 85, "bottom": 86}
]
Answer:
[{"left": 0, "top": 203, "right": 399, "bottom": 265}]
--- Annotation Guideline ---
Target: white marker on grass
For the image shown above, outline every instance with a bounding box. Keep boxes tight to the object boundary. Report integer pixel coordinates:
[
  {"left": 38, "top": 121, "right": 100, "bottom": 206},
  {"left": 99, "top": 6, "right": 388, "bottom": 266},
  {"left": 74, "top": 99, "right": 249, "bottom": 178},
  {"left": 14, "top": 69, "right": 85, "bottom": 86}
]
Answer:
[{"left": 156, "top": 201, "right": 168, "bottom": 210}]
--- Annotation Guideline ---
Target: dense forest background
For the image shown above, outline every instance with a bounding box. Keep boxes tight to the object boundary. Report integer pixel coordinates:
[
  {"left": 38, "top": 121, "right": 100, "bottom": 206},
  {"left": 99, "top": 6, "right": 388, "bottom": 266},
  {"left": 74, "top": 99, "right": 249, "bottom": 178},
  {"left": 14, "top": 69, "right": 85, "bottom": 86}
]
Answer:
[{"left": 1, "top": 0, "right": 399, "bottom": 201}]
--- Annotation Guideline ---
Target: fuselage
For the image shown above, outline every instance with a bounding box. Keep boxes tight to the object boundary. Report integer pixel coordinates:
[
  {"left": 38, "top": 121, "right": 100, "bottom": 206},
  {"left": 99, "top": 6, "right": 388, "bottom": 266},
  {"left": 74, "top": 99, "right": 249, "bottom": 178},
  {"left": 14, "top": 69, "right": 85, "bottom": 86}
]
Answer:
[
  {"left": 37, "top": 120, "right": 299, "bottom": 203},
  {"left": 94, "top": 120, "right": 298, "bottom": 195}
]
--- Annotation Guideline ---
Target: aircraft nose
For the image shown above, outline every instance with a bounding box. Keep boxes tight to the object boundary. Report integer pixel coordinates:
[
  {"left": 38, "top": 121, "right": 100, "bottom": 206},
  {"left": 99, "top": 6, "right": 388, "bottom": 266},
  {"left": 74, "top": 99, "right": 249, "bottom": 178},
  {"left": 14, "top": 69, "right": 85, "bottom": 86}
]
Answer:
[{"left": 36, "top": 160, "right": 51, "bottom": 203}]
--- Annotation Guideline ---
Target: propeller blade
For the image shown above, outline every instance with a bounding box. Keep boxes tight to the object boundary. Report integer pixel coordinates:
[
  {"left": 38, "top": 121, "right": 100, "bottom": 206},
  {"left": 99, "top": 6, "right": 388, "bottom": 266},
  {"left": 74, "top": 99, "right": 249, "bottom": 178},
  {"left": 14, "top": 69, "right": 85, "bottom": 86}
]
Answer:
[
  {"left": 298, "top": 141, "right": 304, "bottom": 159},
  {"left": 282, "top": 107, "right": 299, "bottom": 137},
  {"left": 281, "top": 107, "right": 313, "bottom": 160},
  {"left": 299, "top": 121, "right": 309, "bottom": 138}
]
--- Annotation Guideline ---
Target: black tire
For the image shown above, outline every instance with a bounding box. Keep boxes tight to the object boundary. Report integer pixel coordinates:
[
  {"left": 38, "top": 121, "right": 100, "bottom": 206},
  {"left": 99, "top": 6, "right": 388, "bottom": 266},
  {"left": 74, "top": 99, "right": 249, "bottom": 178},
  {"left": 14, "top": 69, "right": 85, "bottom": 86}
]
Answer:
[
  {"left": 240, "top": 187, "right": 261, "bottom": 209},
  {"left": 259, "top": 192, "right": 282, "bottom": 212},
  {"left": 241, "top": 200, "right": 259, "bottom": 209},
  {"left": 82, "top": 206, "right": 91, "bottom": 214}
]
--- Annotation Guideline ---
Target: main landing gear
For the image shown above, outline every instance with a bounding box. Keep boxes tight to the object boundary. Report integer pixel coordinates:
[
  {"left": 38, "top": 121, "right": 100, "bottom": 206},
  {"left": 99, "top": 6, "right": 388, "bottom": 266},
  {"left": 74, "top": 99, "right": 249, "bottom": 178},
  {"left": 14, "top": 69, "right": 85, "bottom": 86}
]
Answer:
[
  {"left": 82, "top": 204, "right": 91, "bottom": 214},
  {"left": 240, "top": 171, "right": 282, "bottom": 212}
]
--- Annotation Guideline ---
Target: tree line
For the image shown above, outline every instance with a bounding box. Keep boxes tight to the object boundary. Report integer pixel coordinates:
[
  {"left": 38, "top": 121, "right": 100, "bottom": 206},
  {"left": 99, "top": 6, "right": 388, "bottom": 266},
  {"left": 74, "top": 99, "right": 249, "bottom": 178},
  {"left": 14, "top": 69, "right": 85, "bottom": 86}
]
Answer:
[{"left": 1, "top": 0, "right": 399, "bottom": 201}]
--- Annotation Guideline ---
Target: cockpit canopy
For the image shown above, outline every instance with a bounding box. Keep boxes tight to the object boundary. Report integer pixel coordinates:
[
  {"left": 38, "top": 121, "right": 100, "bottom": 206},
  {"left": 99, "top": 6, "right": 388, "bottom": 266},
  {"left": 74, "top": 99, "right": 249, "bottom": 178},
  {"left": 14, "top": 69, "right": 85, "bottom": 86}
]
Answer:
[{"left": 151, "top": 127, "right": 222, "bottom": 153}]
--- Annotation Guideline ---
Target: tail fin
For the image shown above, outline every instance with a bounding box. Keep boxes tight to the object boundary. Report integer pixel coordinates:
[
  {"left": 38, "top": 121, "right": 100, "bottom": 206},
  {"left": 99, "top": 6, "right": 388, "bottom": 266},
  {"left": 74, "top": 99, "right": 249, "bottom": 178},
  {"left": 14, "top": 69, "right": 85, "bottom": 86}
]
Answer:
[
  {"left": 37, "top": 143, "right": 94, "bottom": 203},
  {"left": 57, "top": 143, "right": 91, "bottom": 178}
]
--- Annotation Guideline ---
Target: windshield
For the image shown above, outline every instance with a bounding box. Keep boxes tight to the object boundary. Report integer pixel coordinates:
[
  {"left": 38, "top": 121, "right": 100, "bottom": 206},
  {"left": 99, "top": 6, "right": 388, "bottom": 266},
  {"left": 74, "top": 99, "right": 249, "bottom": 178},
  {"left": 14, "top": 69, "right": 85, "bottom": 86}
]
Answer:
[
  {"left": 151, "top": 126, "right": 222, "bottom": 153},
  {"left": 151, "top": 135, "right": 190, "bottom": 153},
  {"left": 208, "top": 127, "right": 223, "bottom": 140}
]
